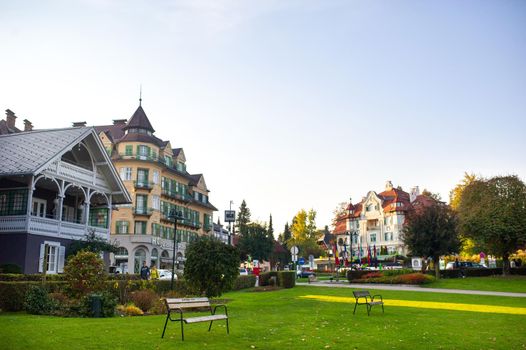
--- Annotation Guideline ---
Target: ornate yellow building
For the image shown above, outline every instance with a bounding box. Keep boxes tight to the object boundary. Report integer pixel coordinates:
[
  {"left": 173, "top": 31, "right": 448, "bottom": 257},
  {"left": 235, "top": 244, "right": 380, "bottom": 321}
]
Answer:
[{"left": 94, "top": 104, "right": 216, "bottom": 273}]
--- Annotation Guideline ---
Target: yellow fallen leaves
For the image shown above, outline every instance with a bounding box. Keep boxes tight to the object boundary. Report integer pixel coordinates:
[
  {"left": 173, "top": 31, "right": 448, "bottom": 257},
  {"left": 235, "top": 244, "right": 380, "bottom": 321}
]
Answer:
[{"left": 299, "top": 295, "right": 526, "bottom": 315}]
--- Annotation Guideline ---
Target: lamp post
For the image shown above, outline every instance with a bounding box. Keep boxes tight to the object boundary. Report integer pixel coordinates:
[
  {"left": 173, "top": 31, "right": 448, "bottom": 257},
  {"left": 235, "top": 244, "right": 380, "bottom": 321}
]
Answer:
[{"left": 170, "top": 208, "right": 181, "bottom": 291}]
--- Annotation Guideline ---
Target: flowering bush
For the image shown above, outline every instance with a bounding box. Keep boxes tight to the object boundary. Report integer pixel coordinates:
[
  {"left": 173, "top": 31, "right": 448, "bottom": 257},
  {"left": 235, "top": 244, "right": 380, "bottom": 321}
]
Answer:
[
  {"left": 393, "top": 273, "right": 435, "bottom": 284},
  {"left": 362, "top": 272, "right": 383, "bottom": 279},
  {"left": 117, "top": 304, "right": 144, "bottom": 316}
]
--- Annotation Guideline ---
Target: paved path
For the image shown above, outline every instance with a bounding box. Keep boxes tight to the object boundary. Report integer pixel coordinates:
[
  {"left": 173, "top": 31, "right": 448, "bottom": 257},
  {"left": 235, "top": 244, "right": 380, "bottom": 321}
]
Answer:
[{"left": 297, "top": 281, "right": 526, "bottom": 298}]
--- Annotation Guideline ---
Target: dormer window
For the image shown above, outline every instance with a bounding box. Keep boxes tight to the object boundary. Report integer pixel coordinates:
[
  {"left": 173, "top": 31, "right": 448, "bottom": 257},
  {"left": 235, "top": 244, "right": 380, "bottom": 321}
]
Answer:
[{"left": 126, "top": 128, "right": 152, "bottom": 136}]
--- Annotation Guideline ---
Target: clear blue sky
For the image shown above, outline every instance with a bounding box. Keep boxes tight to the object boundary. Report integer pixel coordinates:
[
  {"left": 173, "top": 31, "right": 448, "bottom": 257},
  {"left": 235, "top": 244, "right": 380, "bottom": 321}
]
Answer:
[{"left": 1, "top": 0, "right": 525, "bottom": 236}]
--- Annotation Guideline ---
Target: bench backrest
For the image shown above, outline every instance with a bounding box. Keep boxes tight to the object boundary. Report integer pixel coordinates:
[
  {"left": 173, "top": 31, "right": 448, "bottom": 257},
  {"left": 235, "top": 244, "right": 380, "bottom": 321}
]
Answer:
[
  {"left": 353, "top": 291, "right": 371, "bottom": 298},
  {"left": 165, "top": 298, "right": 211, "bottom": 310}
]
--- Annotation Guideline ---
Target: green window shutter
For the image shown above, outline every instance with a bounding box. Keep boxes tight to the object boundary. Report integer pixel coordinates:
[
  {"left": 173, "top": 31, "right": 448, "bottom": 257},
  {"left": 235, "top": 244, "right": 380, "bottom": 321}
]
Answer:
[
  {"left": 125, "top": 145, "right": 132, "bottom": 156},
  {"left": 136, "top": 145, "right": 140, "bottom": 157}
]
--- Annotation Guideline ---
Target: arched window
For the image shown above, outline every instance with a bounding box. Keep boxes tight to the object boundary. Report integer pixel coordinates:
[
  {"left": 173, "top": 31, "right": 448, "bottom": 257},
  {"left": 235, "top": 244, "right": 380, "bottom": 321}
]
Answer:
[{"left": 134, "top": 248, "right": 147, "bottom": 274}]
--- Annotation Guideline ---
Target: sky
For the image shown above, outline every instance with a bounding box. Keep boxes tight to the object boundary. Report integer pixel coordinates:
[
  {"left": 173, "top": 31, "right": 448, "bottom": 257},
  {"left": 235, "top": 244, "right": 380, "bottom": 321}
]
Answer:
[{"left": 1, "top": 0, "right": 525, "bottom": 237}]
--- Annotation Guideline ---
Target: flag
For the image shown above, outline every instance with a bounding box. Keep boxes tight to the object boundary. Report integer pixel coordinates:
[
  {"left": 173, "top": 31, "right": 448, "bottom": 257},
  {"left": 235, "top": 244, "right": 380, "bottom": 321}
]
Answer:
[
  {"left": 333, "top": 243, "right": 339, "bottom": 266},
  {"left": 367, "top": 245, "right": 371, "bottom": 265}
]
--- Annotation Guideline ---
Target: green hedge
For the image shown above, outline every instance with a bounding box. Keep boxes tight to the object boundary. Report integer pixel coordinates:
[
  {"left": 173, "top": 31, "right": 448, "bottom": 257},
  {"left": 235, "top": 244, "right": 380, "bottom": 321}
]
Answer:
[
  {"left": 0, "top": 281, "right": 66, "bottom": 311},
  {"left": 0, "top": 264, "right": 22, "bottom": 274},
  {"left": 277, "top": 271, "right": 295, "bottom": 288},
  {"left": 259, "top": 272, "right": 278, "bottom": 286},
  {"left": 0, "top": 274, "right": 67, "bottom": 282},
  {"left": 232, "top": 275, "right": 256, "bottom": 290}
]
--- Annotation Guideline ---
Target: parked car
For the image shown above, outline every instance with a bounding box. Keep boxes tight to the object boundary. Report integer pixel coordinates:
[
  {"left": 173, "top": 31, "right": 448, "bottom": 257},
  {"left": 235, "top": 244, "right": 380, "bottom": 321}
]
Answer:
[
  {"left": 158, "top": 269, "right": 176, "bottom": 280},
  {"left": 297, "top": 269, "right": 316, "bottom": 278},
  {"left": 445, "top": 261, "right": 487, "bottom": 270}
]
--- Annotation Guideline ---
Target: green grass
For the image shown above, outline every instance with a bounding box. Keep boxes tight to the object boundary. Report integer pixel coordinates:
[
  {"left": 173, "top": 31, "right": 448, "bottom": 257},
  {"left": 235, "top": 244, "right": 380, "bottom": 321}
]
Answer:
[
  {"left": 425, "top": 275, "right": 526, "bottom": 293},
  {"left": 1, "top": 285, "right": 526, "bottom": 350}
]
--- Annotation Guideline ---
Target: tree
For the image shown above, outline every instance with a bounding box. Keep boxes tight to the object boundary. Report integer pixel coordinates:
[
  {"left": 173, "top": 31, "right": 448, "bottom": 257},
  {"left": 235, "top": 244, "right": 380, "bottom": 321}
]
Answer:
[
  {"left": 306, "top": 209, "right": 317, "bottom": 239},
  {"left": 402, "top": 200, "right": 460, "bottom": 279},
  {"left": 450, "top": 173, "right": 478, "bottom": 210},
  {"left": 67, "top": 230, "right": 118, "bottom": 257},
  {"left": 449, "top": 173, "right": 480, "bottom": 255},
  {"left": 184, "top": 236, "right": 240, "bottom": 297},
  {"left": 282, "top": 222, "right": 291, "bottom": 244},
  {"left": 291, "top": 209, "right": 308, "bottom": 242},
  {"left": 236, "top": 200, "right": 251, "bottom": 235},
  {"left": 457, "top": 175, "right": 526, "bottom": 275},
  {"left": 288, "top": 209, "right": 323, "bottom": 259},
  {"left": 268, "top": 214, "right": 274, "bottom": 239},
  {"left": 237, "top": 222, "right": 274, "bottom": 262}
]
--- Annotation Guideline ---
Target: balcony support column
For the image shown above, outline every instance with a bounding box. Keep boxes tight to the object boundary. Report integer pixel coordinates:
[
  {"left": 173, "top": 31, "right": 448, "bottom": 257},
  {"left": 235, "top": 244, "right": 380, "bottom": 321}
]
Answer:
[{"left": 25, "top": 175, "right": 34, "bottom": 231}]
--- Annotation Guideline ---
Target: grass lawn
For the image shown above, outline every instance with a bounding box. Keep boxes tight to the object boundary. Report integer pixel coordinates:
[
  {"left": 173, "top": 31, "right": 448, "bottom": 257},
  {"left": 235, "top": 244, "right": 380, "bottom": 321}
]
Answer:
[
  {"left": 1, "top": 285, "right": 526, "bottom": 350},
  {"left": 425, "top": 275, "right": 526, "bottom": 293}
]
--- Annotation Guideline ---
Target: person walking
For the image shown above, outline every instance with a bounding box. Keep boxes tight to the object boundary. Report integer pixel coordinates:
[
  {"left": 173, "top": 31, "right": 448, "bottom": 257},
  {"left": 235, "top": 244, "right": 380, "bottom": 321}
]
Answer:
[
  {"left": 140, "top": 261, "right": 150, "bottom": 280},
  {"left": 150, "top": 264, "right": 159, "bottom": 280}
]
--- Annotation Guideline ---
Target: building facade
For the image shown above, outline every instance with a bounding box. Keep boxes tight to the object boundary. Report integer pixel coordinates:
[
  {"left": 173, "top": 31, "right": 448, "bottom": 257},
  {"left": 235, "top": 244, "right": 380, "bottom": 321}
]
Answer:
[
  {"left": 92, "top": 104, "right": 217, "bottom": 273},
  {"left": 0, "top": 126, "right": 131, "bottom": 274},
  {"left": 332, "top": 181, "right": 426, "bottom": 260}
]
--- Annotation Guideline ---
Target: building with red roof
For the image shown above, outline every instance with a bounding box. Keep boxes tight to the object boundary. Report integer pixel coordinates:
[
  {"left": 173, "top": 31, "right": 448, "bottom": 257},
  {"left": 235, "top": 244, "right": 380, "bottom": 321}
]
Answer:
[{"left": 332, "top": 181, "right": 429, "bottom": 259}]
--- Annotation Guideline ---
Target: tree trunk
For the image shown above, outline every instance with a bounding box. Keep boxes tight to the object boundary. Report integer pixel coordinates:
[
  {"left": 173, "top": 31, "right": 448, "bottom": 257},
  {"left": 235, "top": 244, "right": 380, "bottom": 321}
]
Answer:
[
  {"left": 434, "top": 256, "right": 440, "bottom": 279},
  {"left": 502, "top": 253, "right": 510, "bottom": 276}
]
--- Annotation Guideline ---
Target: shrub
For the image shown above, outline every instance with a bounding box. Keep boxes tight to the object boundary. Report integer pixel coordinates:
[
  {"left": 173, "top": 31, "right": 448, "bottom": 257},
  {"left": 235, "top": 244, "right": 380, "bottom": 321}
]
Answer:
[
  {"left": 0, "top": 274, "right": 66, "bottom": 282},
  {"left": 77, "top": 292, "right": 117, "bottom": 317},
  {"left": 382, "top": 268, "right": 415, "bottom": 277},
  {"left": 119, "top": 304, "right": 144, "bottom": 316},
  {"left": 0, "top": 282, "right": 31, "bottom": 311},
  {"left": 0, "top": 281, "right": 66, "bottom": 311},
  {"left": 184, "top": 236, "right": 240, "bottom": 297},
  {"left": 346, "top": 270, "right": 372, "bottom": 281},
  {"left": 277, "top": 271, "right": 296, "bottom": 288},
  {"left": 130, "top": 289, "right": 158, "bottom": 312},
  {"left": 232, "top": 275, "right": 256, "bottom": 290},
  {"left": 393, "top": 273, "right": 435, "bottom": 284},
  {"left": 153, "top": 280, "right": 192, "bottom": 296},
  {"left": 362, "top": 272, "right": 383, "bottom": 279},
  {"left": 0, "top": 264, "right": 22, "bottom": 274},
  {"left": 259, "top": 272, "right": 278, "bottom": 286},
  {"left": 25, "top": 285, "right": 57, "bottom": 315},
  {"left": 64, "top": 251, "right": 106, "bottom": 298}
]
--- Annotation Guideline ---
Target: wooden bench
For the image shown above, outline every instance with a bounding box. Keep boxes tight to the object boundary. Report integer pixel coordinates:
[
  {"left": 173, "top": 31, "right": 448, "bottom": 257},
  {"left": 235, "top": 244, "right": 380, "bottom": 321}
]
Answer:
[
  {"left": 161, "top": 297, "right": 229, "bottom": 341},
  {"left": 352, "top": 290, "right": 384, "bottom": 316}
]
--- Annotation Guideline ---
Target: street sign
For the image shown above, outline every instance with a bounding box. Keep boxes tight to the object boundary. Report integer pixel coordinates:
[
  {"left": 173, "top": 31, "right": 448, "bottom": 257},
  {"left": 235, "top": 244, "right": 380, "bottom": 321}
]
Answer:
[
  {"left": 298, "top": 257, "right": 305, "bottom": 265},
  {"left": 290, "top": 246, "right": 299, "bottom": 255},
  {"left": 224, "top": 210, "right": 236, "bottom": 223},
  {"left": 292, "top": 254, "right": 298, "bottom": 262}
]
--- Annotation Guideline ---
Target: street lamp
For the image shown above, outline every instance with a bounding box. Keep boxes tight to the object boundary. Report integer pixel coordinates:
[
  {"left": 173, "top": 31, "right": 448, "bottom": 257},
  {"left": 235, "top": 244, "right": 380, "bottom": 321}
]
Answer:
[{"left": 169, "top": 208, "right": 182, "bottom": 291}]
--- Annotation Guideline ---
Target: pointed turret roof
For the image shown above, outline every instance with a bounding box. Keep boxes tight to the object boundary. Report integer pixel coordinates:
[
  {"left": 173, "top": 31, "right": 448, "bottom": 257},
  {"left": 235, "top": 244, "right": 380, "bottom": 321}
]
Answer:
[{"left": 123, "top": 106, "right": 155, "bottom": 133}]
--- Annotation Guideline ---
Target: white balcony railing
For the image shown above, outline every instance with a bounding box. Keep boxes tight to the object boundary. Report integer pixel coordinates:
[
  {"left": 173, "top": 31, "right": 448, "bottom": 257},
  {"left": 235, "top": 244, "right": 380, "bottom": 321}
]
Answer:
[{"left": 0, "top": 215, "right": 109, "bottom": 239}]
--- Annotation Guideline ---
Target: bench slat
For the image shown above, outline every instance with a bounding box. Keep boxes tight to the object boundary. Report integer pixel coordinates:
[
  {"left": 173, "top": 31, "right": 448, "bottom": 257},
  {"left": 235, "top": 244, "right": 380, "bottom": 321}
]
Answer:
[
  {"left": 166, "top": 298, "right": 209, "bottom": 303},
  {"left": 167, "top": 302, "right": 211, "bottom": 310},
  {"left": 184, "top": 315, "right": 228, "bottom": 324}
]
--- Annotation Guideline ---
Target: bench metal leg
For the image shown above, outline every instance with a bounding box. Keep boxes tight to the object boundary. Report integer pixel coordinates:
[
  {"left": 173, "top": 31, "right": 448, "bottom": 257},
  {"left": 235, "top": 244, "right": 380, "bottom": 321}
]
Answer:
[
  {"left": 353, "top": 302, "right": 358, "bottom": 315},
  {"left": 367, "top": 304, "right": 371, "bottom": 316},
  {"left": 208, "top": 320, "right": 214, "bottom": 332},
  {"left": 181, "top": 321, "right": 184, "bottom": 341},
  {"left": 161, "top": 314, "right": 170, "bottom": 338},
  {"left": 226, "top": 318, "right": 229, "bottom": 334},
  {"left": 382, "top": 303, "right": 384, "bottom": 313}
]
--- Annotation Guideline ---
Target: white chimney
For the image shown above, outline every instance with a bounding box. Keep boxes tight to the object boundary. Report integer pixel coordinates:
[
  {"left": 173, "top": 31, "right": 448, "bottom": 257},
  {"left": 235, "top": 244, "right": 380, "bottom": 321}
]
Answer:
[{"left": 410, "top": 186, "right": 420, "bottom": 202}]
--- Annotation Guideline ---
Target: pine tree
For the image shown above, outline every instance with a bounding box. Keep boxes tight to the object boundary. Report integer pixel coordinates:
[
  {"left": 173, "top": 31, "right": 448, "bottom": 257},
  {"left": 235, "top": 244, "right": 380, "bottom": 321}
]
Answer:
[
  {"left": 268, "top": 214, "right": 274, "bottom": 239},
  {"left": 236, "top": 200, "right": 251, "bottom": 235}
]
